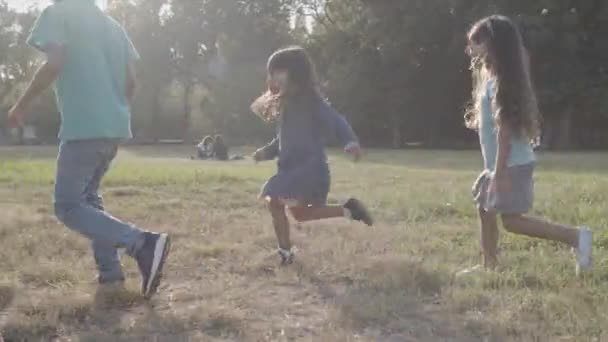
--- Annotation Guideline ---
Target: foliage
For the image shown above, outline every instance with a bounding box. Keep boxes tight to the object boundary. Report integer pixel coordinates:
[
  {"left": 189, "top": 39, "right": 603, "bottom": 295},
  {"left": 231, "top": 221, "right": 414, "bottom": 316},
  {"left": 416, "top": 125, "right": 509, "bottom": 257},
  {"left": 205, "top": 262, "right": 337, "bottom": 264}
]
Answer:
[{"left": 1, "top": 0, "right": 607, "bottom": 149}]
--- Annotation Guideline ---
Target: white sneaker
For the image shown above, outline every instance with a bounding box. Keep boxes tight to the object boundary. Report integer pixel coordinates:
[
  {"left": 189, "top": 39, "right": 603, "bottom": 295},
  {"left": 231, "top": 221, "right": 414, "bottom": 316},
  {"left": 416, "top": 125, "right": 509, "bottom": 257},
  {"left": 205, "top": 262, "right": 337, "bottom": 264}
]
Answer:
[{"left": 576, "top": 227, "right": 593, "bottom": 275}]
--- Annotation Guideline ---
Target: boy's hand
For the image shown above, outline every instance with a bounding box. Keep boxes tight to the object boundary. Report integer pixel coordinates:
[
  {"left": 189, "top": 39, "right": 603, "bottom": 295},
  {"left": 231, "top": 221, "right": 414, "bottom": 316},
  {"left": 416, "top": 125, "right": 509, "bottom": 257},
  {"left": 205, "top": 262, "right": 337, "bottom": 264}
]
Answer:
[
  {"left": 344, "top": 142, "right": 362, "bottom": 162},
  {"left": 7, "top": 104, "right": 26, "bottom": 128}
]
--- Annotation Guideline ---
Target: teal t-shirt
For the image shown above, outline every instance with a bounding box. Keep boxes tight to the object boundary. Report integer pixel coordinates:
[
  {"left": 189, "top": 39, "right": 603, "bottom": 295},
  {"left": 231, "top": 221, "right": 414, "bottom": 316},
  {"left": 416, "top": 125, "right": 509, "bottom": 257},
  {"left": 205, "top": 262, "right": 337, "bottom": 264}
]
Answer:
[
  {"left": 479, "top": 80, "right": 536, "bottom": 171},
  {"left": 27, "top": 0, "right": 139, "bottom": 141}
]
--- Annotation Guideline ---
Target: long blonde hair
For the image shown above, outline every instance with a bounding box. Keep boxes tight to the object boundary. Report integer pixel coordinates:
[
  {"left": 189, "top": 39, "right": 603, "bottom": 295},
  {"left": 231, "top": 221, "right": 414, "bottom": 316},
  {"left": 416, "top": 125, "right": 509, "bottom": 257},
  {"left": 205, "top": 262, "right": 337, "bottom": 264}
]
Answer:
[{"left": 465, "top": 15, "right": 540, "bottom": 141}]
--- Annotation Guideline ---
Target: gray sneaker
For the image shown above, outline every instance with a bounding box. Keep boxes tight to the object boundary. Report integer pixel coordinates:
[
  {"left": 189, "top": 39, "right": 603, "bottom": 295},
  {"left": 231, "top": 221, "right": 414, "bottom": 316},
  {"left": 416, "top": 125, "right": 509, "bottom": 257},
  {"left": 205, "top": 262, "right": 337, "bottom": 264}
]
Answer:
[
  {"left": 278, "top": 248, "right": 294, "bottom": 265},
  {"left": 135, "top": 232, "right": 171, "bottom": 298}
]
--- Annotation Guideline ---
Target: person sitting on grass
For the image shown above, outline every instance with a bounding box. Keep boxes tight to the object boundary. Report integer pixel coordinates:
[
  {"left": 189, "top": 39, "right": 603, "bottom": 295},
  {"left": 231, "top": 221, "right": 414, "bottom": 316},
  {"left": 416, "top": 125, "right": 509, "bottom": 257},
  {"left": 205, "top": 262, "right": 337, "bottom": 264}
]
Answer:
[
  {"left": 196, "top": 135, "right": 214, "bottom": 159},
  {"left": 211, "top": 134, "right": 229, "bottom": 161}
]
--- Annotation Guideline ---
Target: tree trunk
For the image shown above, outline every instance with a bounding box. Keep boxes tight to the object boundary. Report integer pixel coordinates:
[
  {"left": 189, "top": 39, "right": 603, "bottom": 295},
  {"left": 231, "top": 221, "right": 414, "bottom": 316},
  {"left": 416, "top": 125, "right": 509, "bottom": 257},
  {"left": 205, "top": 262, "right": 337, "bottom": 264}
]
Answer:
[
  {"left": 182, "top": 79, "right": 193, "bottom": 143},
  {"left": 17, "top": 126, "right": 24, "bottom": 145},
  {"left": 391, "top": 113, "right": 402, "bottom": 149},
  {"left": 555, "top": 109, "right": 573, "bottom": 150},
  {"left": 151, "top": 85, "right": 162, "bottom": 143}
]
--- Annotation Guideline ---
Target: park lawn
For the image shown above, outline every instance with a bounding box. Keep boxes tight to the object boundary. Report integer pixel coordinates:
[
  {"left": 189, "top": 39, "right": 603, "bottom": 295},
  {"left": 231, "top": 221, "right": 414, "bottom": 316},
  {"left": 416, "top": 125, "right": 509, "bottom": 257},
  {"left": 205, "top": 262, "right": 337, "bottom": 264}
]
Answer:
[{"left": 0, "top": 145, "right": 607, "bottom": 341}]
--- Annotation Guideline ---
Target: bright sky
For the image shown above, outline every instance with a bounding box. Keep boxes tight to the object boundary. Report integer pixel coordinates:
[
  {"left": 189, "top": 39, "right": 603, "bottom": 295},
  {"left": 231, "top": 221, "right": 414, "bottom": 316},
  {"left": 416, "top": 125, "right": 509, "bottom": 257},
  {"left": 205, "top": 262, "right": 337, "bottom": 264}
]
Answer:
[
  {"left": 6, "top": 0, "right": 107, "bottom": 12},
  {"left": 6, "top": 0, "right": 51, "bottom": 11}
]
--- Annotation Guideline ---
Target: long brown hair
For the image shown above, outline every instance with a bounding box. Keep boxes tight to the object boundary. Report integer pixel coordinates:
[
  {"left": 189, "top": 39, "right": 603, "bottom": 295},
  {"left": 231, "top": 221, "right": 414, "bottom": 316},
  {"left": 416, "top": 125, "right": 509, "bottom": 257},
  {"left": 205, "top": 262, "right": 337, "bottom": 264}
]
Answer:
[
  {"left": 251, "top": 46, "right": 322, "bottom": 121},
  {"left": 465, "top": 15, "right": 540, "bottom": 141}
]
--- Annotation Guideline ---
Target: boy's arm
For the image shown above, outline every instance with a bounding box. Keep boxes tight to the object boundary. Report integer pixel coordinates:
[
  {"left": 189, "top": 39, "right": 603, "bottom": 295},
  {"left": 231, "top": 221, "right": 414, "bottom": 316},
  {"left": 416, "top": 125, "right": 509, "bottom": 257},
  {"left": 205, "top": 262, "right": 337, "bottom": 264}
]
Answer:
[
  {"left": 9, "top": 6, "right": 66, "bottom": 125},
  {"left": 10, "top": 45, "right": 65, "bottom": 115},
  {"left": 126, "top": 60, "right": 137, "bottom": 105},
  {"left": 124, "top": 29, "right": 140, "bottom": 105}
]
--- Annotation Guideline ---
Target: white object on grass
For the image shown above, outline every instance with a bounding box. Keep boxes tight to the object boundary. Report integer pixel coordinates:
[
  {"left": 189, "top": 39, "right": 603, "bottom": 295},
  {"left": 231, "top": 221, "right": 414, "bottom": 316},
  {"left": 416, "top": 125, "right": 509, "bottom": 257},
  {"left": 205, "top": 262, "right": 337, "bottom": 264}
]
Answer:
[{"left": 576, "top": 227, "right": 593, "bottom": 276}]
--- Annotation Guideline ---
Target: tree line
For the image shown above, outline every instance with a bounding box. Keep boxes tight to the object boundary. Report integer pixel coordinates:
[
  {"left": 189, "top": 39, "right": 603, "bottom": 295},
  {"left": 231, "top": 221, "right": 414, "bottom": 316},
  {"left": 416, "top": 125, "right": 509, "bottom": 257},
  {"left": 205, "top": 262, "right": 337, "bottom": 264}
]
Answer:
[{"left": 1, "top": 0, "right": 607, "bottom": 149}]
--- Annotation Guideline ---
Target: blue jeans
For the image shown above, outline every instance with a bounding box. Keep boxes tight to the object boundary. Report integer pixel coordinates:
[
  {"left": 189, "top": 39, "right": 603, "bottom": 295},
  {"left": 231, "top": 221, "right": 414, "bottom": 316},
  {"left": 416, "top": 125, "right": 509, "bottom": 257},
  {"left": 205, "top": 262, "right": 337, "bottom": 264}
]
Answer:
[{"left": 54, "top": 139, "right": 144, "bottom": 282}]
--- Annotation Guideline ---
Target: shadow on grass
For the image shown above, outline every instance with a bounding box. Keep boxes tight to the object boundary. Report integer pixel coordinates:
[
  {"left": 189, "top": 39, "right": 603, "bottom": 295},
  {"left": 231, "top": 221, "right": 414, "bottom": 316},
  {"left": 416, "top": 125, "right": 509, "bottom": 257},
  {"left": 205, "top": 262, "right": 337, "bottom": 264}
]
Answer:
[
  {"left": 0, "top": 284, "right": 15, "bottom": 312},
  {"left": 2, "top": 285, "right": 140, "bottom": 342},
  {"left": 2, "top": 283, "right": 246, "bottom": 341},
  {"left": 297, "top": 256, "right": 488, "bottom": 341}
]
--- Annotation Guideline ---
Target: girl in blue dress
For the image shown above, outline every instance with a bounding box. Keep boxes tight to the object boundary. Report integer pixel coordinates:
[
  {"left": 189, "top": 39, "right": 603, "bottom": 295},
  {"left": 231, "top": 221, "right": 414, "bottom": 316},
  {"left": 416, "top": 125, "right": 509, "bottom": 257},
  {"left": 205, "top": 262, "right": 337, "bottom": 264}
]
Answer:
[{"left": 251, "top": 46, "right": 373, "bottom": 264}]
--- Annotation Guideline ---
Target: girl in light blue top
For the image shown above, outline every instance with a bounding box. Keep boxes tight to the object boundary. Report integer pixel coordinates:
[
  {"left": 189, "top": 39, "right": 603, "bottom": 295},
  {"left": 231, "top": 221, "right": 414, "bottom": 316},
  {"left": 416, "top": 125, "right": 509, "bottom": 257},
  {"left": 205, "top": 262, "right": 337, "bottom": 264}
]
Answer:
[
  {"left": 462, "top": 15, "right": 592, "bottom": 275},
  {"left": 251, "top": 46, "right": 373, "bottom": 264}
]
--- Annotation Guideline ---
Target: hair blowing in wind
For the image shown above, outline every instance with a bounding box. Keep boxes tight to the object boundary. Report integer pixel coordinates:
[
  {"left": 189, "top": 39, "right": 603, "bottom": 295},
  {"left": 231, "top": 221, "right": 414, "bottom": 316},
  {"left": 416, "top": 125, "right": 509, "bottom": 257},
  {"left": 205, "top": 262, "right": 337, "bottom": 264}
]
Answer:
[
  {"left": 466, "top": 15, "right": 540, "bottom": 141},
  {"left": 251, "top": 46, "right": 322, "bottom": 122}
]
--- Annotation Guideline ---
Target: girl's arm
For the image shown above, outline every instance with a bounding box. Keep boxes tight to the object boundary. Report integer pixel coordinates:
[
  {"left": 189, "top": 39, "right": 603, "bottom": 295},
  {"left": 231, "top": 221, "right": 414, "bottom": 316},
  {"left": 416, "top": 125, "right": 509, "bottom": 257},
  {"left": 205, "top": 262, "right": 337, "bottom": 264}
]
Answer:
[
  {"left": 495, "top": 122, "right": 511, "bottom": 180},
  {"left": 320, "top": 101, "right": 359, "bottom": 147},
  {"left": 254, "top": 137, "right": 279, "bottom": 161},
  {"left": 320, "top": 102, "right": 361, "bottom": 160}
]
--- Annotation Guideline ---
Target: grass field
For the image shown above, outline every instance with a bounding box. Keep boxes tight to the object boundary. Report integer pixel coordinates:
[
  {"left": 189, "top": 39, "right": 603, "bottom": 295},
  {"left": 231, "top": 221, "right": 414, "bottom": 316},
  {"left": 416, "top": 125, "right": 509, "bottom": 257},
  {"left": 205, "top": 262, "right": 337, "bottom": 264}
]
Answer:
[{"left": 0, "top": 145, "right": 607, "bottom": 341}]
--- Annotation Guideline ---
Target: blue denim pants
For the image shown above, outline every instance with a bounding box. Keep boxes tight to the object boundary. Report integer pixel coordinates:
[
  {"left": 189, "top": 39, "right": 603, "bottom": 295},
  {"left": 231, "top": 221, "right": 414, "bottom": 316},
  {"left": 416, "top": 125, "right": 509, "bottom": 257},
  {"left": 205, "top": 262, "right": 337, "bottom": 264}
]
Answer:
[{"left": 54, "top": 139, "right": 144, "bottom": 283}]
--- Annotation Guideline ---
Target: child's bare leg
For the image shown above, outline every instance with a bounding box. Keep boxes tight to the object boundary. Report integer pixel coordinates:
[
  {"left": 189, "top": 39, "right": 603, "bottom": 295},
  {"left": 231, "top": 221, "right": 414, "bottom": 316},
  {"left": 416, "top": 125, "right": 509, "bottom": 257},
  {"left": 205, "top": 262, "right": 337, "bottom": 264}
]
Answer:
[
  {"left": 501, "top": 214, "right": 578, "bottom": 248},
  {"left": 479, "top": 208, "right": 499, "bottom": 269},
  {"left": 289, "top": 206, "right": 344, "bottom": 222},
  {"left": 290, "top": 198, "right": 373, "bottom": 226},
  {"left": 268, "top": 199, "right": 291, "bottom": 250}
]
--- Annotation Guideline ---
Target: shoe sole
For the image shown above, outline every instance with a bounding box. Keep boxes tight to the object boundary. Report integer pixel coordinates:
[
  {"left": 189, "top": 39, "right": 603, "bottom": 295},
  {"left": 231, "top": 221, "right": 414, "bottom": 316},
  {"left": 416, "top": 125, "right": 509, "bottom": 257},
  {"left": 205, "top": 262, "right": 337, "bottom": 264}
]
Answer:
[
  {"left": 144, "top": 234, "right": 171, "bottom": 299},
  {"left": 280, "top": 255, "right": 294, "bottom": 266},
  {"left": 359, "top": 205, "right": 374, "bottom": 226},
  {"left": 278, "top": 250, "right": 294, "bottom": 266},
  {"left": 576, "top": 228, "right": 593, "bottom": 274}
]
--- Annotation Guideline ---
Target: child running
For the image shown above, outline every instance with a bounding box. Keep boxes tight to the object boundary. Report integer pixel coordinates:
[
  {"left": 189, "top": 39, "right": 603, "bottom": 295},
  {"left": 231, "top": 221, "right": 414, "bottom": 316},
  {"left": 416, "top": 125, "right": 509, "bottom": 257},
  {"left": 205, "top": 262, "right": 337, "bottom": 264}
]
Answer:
[
  {"left": 463, "top": 15, "right": 592, "bottom": 274},
  {"left": 8, "top": 0, "right": 170, "bottom": 297},
  {"left": 251, "top": 46, "right": 373, "bottom": 264}
]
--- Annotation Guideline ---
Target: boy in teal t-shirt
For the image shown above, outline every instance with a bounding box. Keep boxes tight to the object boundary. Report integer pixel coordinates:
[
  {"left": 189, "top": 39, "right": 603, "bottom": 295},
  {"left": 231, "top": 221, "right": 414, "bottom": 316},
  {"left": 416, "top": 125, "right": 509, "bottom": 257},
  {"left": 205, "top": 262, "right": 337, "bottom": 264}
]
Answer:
[{"left": 8, "top": 0, "right": 170, "bottom": 298}]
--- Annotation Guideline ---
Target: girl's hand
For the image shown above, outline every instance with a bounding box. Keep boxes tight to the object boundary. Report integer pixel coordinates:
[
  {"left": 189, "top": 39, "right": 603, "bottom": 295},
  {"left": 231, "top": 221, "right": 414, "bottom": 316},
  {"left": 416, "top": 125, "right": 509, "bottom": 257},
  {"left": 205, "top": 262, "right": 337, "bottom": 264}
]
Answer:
[
  {"left": 490, "top": 173, "right": 511, "bottom": 196},
  {"left": 252, "top": 149, "right": 265, "bottom": 163},
  {"left": 7, "top": 104, "right": 26, "bottom": 128},
  {"left": 344, "top": 142, "right": 361, "bottom": 162}
]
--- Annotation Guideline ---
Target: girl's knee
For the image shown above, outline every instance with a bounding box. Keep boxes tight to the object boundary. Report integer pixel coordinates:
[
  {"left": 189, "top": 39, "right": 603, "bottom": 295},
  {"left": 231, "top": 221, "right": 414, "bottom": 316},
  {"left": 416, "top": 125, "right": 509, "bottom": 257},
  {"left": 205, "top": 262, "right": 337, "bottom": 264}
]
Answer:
[
  {"left": 501, "top": 214, "right": 521, "bottom": 232},
  {"left": 267, "top": 198, "right": 285, "bottom": 212},
  {"left": 289, "top": 207, "right": 306, "bottom": 222}
]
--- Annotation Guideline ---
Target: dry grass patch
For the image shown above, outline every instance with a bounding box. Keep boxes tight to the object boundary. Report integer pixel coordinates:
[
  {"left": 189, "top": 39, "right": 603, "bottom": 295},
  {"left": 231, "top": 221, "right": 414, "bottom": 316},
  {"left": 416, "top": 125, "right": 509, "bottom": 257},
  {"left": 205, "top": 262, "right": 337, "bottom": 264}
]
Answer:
[{"left": 1, "top": 146, "right": 608, "bottom": 341}]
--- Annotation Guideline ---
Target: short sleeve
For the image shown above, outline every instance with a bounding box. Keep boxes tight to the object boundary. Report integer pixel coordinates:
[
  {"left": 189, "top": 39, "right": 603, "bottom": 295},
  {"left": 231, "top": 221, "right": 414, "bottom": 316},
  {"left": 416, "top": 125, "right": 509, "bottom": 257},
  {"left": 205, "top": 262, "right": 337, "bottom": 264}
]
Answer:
[
  {"left": 486, "top": 79, "right": 496, "bottom": 98},
  {"left": 27, "top": 6, "right": 67, "bottom": 52},
  {"left": 123, "top": 29, "right": 140, "bottom": 61}
]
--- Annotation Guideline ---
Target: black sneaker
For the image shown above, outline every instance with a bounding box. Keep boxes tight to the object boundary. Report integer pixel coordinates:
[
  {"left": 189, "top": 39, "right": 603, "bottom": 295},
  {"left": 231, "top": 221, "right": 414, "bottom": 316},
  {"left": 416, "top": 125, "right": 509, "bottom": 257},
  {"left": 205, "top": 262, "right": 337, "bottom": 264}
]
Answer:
[
  {"left": 135, "top": 232, "right": 171, "bottom": 299},
  {"left": 344, "top": 198, "right": 373, "bottom": 226},
  {"left": 278, "top": 248, "right": 294, "bottom": 265}
]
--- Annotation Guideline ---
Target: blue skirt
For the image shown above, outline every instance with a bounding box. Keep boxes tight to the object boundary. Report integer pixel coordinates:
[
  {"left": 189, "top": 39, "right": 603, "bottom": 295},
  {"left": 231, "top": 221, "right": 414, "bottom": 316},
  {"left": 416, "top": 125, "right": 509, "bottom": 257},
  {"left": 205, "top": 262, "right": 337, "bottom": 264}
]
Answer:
[
  {"left": 260, "top": 160, "right": 330, "bottom": 207},
  {"left": 472, "top": 163, "right": 534, "bottom": 214}
]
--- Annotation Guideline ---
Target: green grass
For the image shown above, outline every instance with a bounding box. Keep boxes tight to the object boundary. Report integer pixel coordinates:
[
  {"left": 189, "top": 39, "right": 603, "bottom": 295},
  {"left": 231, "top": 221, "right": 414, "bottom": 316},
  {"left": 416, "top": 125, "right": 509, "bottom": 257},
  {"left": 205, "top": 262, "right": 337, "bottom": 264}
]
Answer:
[{"left": 0, "top": 145, "right": 607, "bottom": 341}]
